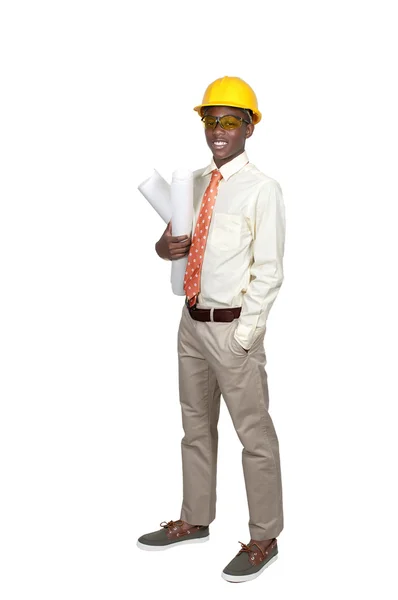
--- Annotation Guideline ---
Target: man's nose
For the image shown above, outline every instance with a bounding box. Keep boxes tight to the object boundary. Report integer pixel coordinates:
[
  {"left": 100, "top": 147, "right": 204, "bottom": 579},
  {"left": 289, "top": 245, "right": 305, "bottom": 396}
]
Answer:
[{"left": 213, "top": 120, "right": 224, "bottom": 132}]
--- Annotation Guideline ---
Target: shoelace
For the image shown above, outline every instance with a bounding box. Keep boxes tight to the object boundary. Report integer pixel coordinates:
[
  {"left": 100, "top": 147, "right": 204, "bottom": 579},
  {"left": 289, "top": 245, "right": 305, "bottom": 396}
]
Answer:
[
  {"left": 238, "top": 541, "right": 266, "bottom": 557},
  {"left": 160, "top": 519, "right": 184, "bottom": 530}
]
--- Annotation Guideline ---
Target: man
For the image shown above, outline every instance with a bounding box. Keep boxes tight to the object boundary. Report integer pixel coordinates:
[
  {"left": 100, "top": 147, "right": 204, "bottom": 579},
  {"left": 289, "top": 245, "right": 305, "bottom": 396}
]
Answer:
[{"left": 137, "top": 76, "right": 286, "bottom": 583}]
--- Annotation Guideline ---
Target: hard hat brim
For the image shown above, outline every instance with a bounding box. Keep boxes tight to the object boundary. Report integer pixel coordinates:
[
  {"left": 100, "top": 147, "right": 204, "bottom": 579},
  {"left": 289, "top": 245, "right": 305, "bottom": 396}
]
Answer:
[{"left": 193, "top": 103, "right": 262, "bottom": 124}]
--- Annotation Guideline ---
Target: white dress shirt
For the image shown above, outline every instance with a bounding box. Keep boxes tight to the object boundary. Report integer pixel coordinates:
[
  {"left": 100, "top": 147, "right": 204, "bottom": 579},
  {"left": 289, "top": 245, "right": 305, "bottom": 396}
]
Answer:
[{"left": 192, "top": 150, "right": 286, "bottom": 350}]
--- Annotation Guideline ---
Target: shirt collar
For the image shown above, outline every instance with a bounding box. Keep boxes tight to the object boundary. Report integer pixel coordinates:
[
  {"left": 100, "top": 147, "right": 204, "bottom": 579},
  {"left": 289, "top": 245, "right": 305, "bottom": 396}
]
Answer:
[{"left": 202, "top": 150, "right": 249, "bottom": 182}]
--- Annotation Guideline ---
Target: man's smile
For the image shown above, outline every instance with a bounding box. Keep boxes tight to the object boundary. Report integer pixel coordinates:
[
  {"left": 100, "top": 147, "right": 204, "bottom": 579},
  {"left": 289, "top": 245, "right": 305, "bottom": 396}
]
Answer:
[{"left": 212, "top": 140, "right": 228, "bottom": 149}]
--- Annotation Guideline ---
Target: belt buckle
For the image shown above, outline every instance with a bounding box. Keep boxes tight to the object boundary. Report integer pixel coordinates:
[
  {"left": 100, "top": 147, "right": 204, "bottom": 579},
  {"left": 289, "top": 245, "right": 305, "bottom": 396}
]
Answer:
[{"left": 185, "top": 296, "right": 197, "bottom": 311}]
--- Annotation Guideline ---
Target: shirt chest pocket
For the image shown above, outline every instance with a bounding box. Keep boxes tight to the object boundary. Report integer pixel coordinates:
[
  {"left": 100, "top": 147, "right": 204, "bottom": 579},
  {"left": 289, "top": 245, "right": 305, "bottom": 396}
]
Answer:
[{"left": 209, "top": 213, "right": 242, "bottom": 251}]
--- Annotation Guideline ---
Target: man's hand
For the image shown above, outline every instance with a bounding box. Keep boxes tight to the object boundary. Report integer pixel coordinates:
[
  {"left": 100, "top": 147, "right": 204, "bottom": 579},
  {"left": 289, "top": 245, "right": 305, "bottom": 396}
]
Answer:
[{"left": 155, "top": 221, "right": 192, "bottom": 261}]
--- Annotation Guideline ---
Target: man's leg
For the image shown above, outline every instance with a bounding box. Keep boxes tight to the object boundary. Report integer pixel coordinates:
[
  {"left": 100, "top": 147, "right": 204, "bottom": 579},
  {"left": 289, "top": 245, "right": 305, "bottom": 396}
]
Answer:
[
  {"left": 178, "top": 304, "right": 222, "bottom": 526},
  {"left": 195, "top": 317, "right": 283, "bottom": 541}
]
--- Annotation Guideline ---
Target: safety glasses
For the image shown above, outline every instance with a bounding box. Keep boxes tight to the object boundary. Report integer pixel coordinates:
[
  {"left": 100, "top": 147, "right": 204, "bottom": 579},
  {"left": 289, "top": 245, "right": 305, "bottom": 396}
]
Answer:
[{"left": 201, "top": 114, "right": 251, "bottom": 130}]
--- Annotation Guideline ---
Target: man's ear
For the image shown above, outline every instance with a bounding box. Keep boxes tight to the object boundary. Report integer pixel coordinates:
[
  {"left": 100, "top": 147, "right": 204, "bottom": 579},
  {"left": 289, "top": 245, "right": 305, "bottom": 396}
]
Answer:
[{"left": 245, "top": 124, "right": 255, "bottom": 139}]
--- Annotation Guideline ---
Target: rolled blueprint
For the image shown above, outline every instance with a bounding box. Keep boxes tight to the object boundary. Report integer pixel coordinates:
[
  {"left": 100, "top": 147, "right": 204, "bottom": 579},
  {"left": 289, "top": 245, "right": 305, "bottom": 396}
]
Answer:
[
  {"left": 137, "top": 169, "right": 172, "bottom": 224},
  {"left": 170, "top": 169, "right": 193, "bottom": 296}
]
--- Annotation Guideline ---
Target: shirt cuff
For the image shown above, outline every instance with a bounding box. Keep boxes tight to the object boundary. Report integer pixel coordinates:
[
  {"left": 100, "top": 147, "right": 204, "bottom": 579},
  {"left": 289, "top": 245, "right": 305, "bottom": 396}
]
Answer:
[
  {"left": 234, "top": 323, "right": 265, "bottom": 350},
  {"left": 233, "top": 324, "right": 253, "bottom": 351}
]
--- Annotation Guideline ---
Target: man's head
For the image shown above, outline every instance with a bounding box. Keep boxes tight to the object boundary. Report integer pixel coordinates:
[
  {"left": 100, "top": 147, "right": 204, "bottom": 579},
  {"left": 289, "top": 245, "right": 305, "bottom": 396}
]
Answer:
[
  {"left": 193, "top": 76, "right": 261, "bottom": 167},
  {"left": 202, "top": 105, "right": 255, "bottom": 167}
]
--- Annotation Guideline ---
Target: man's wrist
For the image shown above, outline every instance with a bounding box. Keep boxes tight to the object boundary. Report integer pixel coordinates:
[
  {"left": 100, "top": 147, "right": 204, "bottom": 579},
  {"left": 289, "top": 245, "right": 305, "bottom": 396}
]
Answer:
[
  {"left": 155, "top": 240, "right": 168, "bottom": 260},
  {"left": 233, "top": 328, "right": 250, "bottom": 351}
]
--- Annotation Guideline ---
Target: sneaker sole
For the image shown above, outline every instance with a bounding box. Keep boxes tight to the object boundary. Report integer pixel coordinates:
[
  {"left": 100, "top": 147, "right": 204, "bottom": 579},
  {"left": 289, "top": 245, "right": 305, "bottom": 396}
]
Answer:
[
  {"left": 137, "top": 535, "right": 210, "bottom": 551},
  {"left": 221, "top": 554, "right": 278, "bottom": 583}
]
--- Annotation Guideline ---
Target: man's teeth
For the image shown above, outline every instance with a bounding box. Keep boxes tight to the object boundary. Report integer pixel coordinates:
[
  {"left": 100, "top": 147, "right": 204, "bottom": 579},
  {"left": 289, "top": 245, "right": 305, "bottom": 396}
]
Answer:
[{"left": 214, "top": 141, "right": 227, "bottom": 146}]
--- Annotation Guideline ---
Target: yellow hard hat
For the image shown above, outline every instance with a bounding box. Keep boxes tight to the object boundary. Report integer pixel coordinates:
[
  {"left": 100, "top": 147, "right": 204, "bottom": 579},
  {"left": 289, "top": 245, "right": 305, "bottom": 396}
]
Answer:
[{"left": 194, "top": 76, "right": 262, "bottom": 124}]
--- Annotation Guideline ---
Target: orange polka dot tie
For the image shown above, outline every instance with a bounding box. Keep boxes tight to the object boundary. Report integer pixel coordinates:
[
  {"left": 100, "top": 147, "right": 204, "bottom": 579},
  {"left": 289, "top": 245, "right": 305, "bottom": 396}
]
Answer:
[{"left": 184, "top": 169, "right": 222, "bottom": 308}]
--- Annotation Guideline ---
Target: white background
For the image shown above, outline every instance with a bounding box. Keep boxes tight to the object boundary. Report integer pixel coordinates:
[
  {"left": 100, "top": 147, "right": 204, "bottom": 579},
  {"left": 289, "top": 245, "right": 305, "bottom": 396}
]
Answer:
[{"left": 1, "top": 1, "right": 397, "bottom": 598}]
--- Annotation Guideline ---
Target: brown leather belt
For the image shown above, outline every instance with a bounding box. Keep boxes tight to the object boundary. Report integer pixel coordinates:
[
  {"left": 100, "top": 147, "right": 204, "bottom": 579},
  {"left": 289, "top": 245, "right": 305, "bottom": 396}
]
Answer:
[{"left": 188, "top": 306, "right": 241, "bottom": 322}]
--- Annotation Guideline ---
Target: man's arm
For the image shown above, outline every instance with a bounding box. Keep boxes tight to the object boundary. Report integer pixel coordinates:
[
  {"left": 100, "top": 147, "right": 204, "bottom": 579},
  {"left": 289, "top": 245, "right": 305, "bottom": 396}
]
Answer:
[
  {"left": 155, "top": 221, "right": 192, "bottom": 261},
  {"left": 234, "top": 180, "right": 286, "bottom": 350}
]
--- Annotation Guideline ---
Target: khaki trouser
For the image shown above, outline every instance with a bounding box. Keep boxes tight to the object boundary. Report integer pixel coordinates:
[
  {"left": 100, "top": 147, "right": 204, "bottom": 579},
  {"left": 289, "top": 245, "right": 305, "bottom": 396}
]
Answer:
[{"left": 177, "top": 303, "right": 283, "bottom": 540}]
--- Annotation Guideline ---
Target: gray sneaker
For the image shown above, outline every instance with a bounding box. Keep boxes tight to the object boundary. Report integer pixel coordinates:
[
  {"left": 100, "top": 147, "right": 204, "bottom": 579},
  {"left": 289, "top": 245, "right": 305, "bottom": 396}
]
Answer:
[
  {"left": 222, "top": 539, "right": 278, "bottom": 582},
  {"left": 137, "top": 519, "right": 210, "bottom": 551}
]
